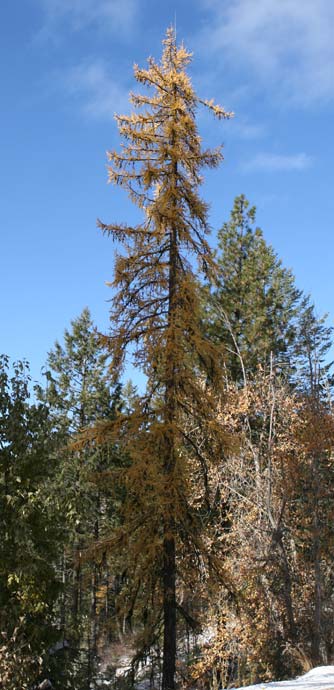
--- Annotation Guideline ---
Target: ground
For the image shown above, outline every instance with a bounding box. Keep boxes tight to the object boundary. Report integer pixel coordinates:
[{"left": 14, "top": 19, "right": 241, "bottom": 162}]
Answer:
[{"left": 233, "top": 666, "right": 334, "bottom": 690}]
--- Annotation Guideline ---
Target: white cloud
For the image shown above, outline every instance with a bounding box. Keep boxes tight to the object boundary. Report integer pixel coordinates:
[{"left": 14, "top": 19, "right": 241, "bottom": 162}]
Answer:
[
  {"left": 242, "top": 152, "right": 313, "bottom": 173},
  {"left": 199, "top": 0, "right": 334, "bottom": 105},
  {"left": 37, "top": 0, "right": 137, "bottom": 36},
  {"left": 229, "top": 118, "right": 266, "bottom": 140},
  {"left": 65, "top": 59, "right": 130, "bottom": 119}
]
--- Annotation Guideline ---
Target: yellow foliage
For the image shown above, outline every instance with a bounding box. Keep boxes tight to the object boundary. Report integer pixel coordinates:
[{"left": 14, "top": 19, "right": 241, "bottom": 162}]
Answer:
[{"left": 81, "top": 26, "right": 234, "bottom": 675}]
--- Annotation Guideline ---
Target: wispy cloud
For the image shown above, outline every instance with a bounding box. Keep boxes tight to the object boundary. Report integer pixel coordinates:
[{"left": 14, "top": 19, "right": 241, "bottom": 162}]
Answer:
[
  {"left": 229, "top": 118, "right": 266, "bottom": 140},
  {"left": 199, "top": 0, "right": 334, "bottom": 106},
  {"left": 37, "top": 0, "right": 137, "bottom": 36},
  {"left": 64, "top": 59, "right": 130, "bottom": 119},
  {"left": 242, "top": 152, "right": 313, "bottom": 173}
]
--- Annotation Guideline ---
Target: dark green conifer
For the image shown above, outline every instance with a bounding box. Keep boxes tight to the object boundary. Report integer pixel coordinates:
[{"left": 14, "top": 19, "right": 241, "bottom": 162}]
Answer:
[
  {"left": 206, "top": 195, "right": 302, "bottom": 382},
  {"left": 0, "top": 355, "right": 61, "bottom": 686},
  {"left": 39, "top": 307, "right": 117, "bottom": 433},
  {"left": 38, "top": 309, "right": 122, "bottom": 687}
]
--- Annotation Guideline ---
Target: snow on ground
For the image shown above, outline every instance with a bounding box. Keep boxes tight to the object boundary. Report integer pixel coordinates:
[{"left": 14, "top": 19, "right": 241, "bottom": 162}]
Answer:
[{"left": 232, "top": 666, "right": 334, "bottom": 690}]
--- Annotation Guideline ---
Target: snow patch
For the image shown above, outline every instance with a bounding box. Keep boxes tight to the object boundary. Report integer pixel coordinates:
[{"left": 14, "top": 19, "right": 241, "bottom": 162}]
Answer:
[{"left": 231, "top": 666, "right": 334, "bottom": 690}]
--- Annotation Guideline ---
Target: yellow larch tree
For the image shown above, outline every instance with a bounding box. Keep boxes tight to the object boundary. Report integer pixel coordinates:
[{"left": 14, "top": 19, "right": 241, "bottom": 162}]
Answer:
[{"left": 92, "top": 28, "right": 233, "bottom": 690}]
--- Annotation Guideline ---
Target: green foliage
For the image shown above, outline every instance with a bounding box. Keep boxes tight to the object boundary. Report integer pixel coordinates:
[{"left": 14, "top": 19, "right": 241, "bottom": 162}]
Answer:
[
  {"left": 293, "top": 297, "right": 333, "bottom": 394},
  {"left": 206, "top": 195, "right": 302, "bottom": 382},
  {"left": 37, "top": 309, "right": 125, "bottom": 687},
  {"left": 0, "top": 354, "right": 62, "bottom": 686},
  {"left": 38, "top": 307, "right": 116, "bottom": 433},
  {"left": 38, "top": 308, "right": 123, "bottom": 536},
  {"left": 0, "top": 621, "right": 44, "bottom": 690}
]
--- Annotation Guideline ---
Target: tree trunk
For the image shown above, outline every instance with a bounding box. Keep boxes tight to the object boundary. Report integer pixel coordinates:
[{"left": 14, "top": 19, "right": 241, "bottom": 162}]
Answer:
[
  {"left": 162, "top": 532, "right": 176, "bottom": 690},
  {"left": 162, "top": 151, "right": 178, "bottom": 689},
  {"left": 276, "top": 535, "right": 297, "bottom": 642},
  {"left": 72, "top": 542, "right": 82, "bottom": 623},
  {"left": 91, "top": 503, "right": 100, "bottom": 660},
  {"left": 311, "top": 456, "right": 322, "bottom": 664}
]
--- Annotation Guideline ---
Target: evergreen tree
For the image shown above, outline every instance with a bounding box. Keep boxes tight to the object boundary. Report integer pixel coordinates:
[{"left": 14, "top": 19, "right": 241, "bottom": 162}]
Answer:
[
  {"left": 293, "top": 297, "right": 333, "bottom": 395},
  {"left": 90, "top": 28, "right": 233, "bottom": 690},
  {"left": 39, "top": 307, "right": 115, "bottom": 433},
  {"left": 0, "top": 355, "right": 61, "bottom": 687},
  {"left": 38, "top": 309, "right": 122, "bottom": 687},
  {"left": 206, "top": 195, "right": 302, "bottom": 382}
]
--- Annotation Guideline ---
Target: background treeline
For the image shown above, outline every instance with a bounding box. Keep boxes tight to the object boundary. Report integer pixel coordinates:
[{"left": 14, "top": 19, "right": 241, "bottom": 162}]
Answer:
[{"left": 1, "top": 195, "right": 334, "bottom": 689}]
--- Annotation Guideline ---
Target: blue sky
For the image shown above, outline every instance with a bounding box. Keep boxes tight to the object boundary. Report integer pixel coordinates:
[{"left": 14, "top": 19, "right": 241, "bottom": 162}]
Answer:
[{"left": 1, "top": 0, "right": 334, "bottom": 385}]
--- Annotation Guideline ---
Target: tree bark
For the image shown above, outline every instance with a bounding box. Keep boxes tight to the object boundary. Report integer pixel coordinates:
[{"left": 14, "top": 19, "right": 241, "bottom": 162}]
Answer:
[
  {"left": 162, "top": 533, "right": 176, "bottom": 690},
  {"left": 311, "top": 453, "right": 322, "bottom": 664},
  {"left": 161, "top": 93, "right": 179, "bottom": 688}
]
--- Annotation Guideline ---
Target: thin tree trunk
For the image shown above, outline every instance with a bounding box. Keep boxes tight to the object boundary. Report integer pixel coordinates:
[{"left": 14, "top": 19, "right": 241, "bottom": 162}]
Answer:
[
  {"left": 72, "top": 543, "right": 82, "bottom": 623},
  {"left": 162, "top": 149, "right": 178, "bottom": 690},
  {"left": 60, "top": 550, "right": 66, "bottom": 631},
  {"left": 311, "top": 454, "right": 322, "bottom": 663},
  {"left": 162, "top": 533, "right": 176, "bottom": 690},
  {"left": 276, "top": 535, "right": 297, "bottom": 642},
  {"left": 91, "top": 500, "right": 100, "bottom": 661}
]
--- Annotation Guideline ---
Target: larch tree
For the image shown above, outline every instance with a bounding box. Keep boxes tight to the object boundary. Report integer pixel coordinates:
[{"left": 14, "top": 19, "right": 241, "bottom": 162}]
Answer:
[{"left": 92, "top": 28, "right": 233, "bottom": 690}]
